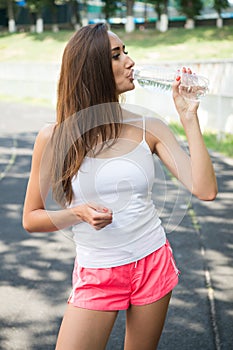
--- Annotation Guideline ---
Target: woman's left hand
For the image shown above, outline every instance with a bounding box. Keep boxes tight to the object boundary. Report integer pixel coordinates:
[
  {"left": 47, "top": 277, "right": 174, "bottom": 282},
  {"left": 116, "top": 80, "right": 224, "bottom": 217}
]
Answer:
[{"left": 172, "top": 67, "right": 199, "bottom": 122}]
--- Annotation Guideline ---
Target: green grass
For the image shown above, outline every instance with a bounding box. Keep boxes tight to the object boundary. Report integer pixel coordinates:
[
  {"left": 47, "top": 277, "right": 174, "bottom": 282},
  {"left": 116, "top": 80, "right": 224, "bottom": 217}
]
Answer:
[
  {"left": 0, "top": 26, "right": 233, "bottom": 63},
  {"left": 0, "top": 31, "right": 72, "bottom": 63},
  {"left": 169, "top": 122, "right": 233, "bottom": 157},
  {"left": 119, "top": 26, "right": 233, "bottom": 63},
  {"left": 0, "top": 94, "right": 54, "bottom": 106}
]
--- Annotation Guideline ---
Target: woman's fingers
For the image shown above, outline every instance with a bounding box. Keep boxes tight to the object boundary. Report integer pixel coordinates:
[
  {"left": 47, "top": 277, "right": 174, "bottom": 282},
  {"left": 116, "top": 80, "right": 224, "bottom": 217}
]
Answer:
[
  {"left": 182, "top": 66, "right": 192, "bottom": 74},
  {"left": 75, "top": 203, "right": 113, "bottom": 230}
]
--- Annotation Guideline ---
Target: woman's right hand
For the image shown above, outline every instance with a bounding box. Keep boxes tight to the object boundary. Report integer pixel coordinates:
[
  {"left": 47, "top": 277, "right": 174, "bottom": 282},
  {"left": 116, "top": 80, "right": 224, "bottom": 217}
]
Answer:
[
  {"left": 72, "top": 203, "right": 113, "bottom": 230},
  {"left": 172, "top": 67, "right": 199, "bottom": 122}
]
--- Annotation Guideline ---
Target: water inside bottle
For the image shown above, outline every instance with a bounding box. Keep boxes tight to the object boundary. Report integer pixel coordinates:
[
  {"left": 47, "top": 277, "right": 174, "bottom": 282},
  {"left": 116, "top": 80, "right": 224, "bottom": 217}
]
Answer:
[
  {"left": 134, "top": 68, "right": 174, "bottom": 92},
  {"left": 136, "top": 77, "right": 173, "bottom": 92},
  {"left": 134, "top": 68, "right": 209, "bottom": 101}
]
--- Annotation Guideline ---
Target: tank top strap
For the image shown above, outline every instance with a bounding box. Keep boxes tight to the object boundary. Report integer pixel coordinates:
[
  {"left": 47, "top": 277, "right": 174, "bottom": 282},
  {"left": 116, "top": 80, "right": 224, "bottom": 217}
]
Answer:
[{"left": 142, "top": 116, "right": 146, "bottom": 141}]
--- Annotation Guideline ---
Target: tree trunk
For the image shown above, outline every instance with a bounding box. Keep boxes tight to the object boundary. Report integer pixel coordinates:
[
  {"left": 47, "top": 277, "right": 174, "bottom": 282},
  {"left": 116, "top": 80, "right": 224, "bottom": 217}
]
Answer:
[
  {"left": 185, "top": 18, "right": 195, "bottom": 29},
  {"left": 125, "top": 0, "right": 135, "bottom": 32},
  {"left": 125, "top": 16, "right": 134, "bottom": 32},
  {"left": 70, "top": 0, "right": 80, "bottom": 29},
  {"left": 36, "top": 11, "right": 44, "bottom": 33},
  {"left": 80, "top": 0, "right": 88, "bottom": 27},
  {"left": 51, "top": 5, "right": 59, "bottom": 32},
  {"left": 7, "top": 0, "right": 16, "bottom": 33},
  {"left": 29, "top": 12, "right": 36, "bottom": 33},
  {"left": 159, "top": 13, "right": 168, "bottom": 32},
  {"left": 155, "top": 0, "right": 169, "bottom": 32},
  {"left": 216, "top": 16, "right": 223, "bottom": 28},
  {"left": 144, "top": 2, "right": 148, "bottom": 28}
]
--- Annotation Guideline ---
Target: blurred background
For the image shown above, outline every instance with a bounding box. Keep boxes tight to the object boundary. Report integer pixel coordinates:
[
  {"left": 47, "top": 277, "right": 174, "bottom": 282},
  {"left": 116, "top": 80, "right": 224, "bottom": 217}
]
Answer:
[
  {"left": 0, "top": 0, "right": 233, "bottom": 33},
  {"left": 0, "top": 2, "right": 233, "bottom": 350},
  {"left": 0, "top": 0, "right": 233, "bottom": 155}
]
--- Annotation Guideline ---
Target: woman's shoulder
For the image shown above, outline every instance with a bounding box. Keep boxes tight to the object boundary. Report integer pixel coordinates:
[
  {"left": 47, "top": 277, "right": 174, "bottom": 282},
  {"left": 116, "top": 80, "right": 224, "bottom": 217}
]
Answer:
[
  {"left": 145, "top": 115, "right": 169, "bottom": 131},
  {"left": 121, "top": 105, "right": 167, "bottom": 125},
  {"left": 121, "top": 107, "right": 169, "bottom": 133},
  {"left": 34, "top": 123, "right": 56, "bottom": 152},
  {"left": 36, "top": 123, "right": 56, "bottom": 141}
]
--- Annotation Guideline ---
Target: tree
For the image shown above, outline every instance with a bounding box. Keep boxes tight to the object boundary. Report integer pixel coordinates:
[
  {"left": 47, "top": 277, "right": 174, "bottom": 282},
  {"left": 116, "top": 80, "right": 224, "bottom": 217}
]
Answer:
[
  {"left": 0, "top": 0, "right": 16, "bottom": 32},
  {"left": 79, "top": 0, "right": 88, "bottom": 26},
  {"left": 175, "top": 0, "right": 203, "bottom": 28},
  {"left": 103, "top": 0, "right": 118, "bottom": 22},
  {"left": 151, "top": 0, "right": 169, "bottom": 31},
  {"left": 214, "top": 0, "right": 229, "bottom": 15},
  {"left": 44, "top": 0, "right": 59, "bottom": 32},
  {"left": 213, "top": 0, "right": 230, "bottom": 27},
  {"left": 26, "top": 0, "right": 44, "bottom": 33},
  {"left": 68, "top": 0, "right": 80, "bottom": 29},
  {"left": 125, "top": 0, "right": 135, "bottom": 32}
]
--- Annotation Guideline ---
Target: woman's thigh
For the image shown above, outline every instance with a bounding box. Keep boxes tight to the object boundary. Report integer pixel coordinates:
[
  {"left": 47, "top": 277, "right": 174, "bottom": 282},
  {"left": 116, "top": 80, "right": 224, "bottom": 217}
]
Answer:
[
  {"left": 55, "top": 304, "right": 118, "bottom": 350},
  {"left": 124, "top": 291, "right": 172, "bottom": 350}
]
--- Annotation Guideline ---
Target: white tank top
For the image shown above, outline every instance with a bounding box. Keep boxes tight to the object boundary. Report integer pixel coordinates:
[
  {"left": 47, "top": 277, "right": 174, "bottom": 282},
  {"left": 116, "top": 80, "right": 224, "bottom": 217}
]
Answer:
[{"left": 69, "top": 117, "right": 166, "bottom": 268}]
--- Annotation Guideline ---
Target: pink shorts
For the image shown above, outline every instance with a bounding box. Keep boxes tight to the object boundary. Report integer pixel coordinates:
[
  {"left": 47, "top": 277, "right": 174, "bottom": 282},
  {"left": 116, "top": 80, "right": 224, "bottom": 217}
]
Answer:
[{"left": 68, "top": 240, "right": 179, "bottom": 311}]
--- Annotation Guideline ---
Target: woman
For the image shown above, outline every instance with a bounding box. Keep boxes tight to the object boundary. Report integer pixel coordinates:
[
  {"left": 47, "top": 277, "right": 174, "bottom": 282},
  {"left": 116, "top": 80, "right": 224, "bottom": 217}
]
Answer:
[{"left": 23, "top": 23, "right": 217, "bottom": 350}]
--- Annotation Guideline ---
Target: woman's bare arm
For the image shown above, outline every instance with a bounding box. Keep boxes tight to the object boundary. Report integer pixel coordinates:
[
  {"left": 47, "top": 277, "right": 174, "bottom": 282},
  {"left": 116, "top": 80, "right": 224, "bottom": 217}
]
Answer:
[
  {"left": 147, "top": 79, "right": 217, "bottom": 201},
  {"left": 22, "top": 125, "right": 112, "bottom": 233}
]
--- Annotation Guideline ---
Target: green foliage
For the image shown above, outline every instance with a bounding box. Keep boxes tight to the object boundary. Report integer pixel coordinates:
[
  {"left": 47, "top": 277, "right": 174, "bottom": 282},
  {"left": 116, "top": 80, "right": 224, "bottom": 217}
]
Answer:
[
  {"left": 175, "top": 0, "right": 203, "bottom": 19},
  {"left": 170, "top": 122, "right": 233, "bottom": 157},
  {"left": 103, "top": 0, "right": 119, "bottom": 20},
  {"left": 149, "top": 0, "right": 168, "bottom": 17},
  {"left": 201, "top": 132, "right": 233, "bottom": 157},
  {"left": 0, "top": 0, "right": 6, "bottom": 10},
  {"left": 26, "top": 0, "right": 43, "bottom": 13},
  {"left": 213, "top": 0, "right": 230, "bottom": 16},
  {"left": 126, "top": 0, "right": 135, "bottom": 16}
]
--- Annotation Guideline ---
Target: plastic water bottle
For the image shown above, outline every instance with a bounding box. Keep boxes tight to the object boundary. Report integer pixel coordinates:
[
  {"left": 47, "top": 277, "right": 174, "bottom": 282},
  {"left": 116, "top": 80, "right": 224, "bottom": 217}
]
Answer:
[{"left": 133, "top": 66, "right": 209, "bottom": 102}]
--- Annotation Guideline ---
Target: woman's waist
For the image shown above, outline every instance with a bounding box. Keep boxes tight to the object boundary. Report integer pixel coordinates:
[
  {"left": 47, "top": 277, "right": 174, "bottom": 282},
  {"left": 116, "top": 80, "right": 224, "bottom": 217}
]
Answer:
[
  {"left": 73, "top": 224, "right": 166, "bottom": 268},
  {"left": 71, "top": 206, "right": 162, "bottom": 253}
]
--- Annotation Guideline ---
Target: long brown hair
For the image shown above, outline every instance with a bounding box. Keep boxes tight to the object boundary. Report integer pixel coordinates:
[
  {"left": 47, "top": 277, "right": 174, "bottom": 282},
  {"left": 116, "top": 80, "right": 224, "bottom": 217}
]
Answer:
[{"left": 51, "top": 23, "right": 122, "bottom": 206}]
